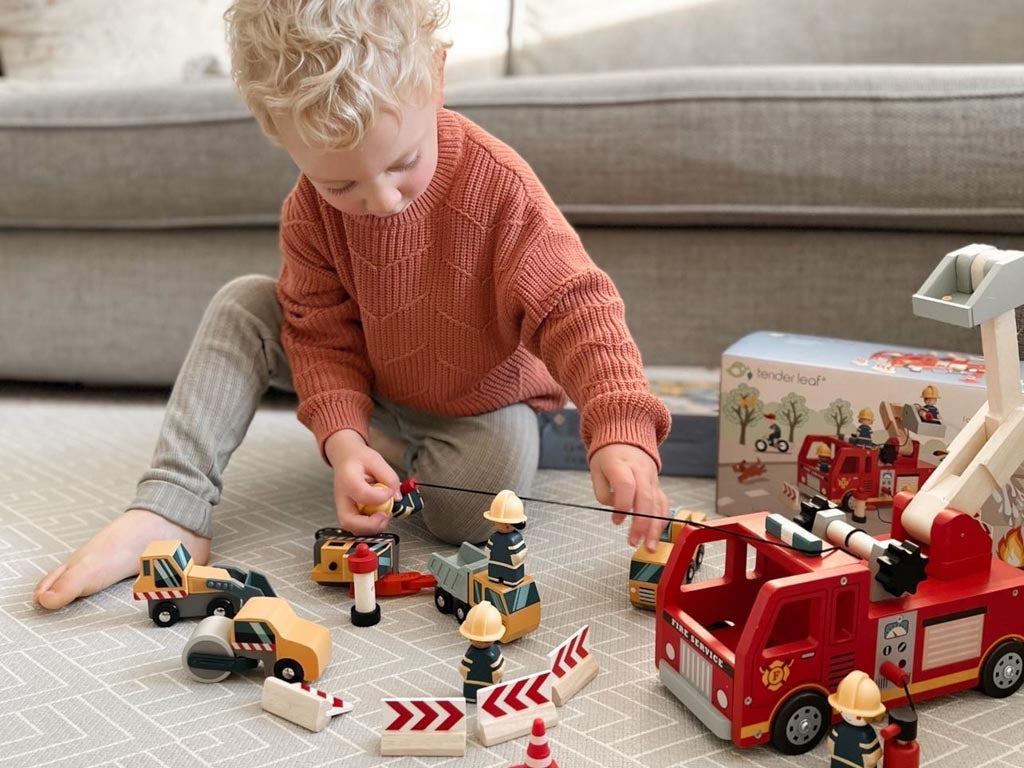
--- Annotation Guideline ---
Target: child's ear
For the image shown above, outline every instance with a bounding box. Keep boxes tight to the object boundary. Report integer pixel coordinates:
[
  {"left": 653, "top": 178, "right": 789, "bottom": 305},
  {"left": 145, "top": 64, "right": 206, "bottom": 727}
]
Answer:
[{"left": 435, "top": 48, "right": 447, "bottom": 108}]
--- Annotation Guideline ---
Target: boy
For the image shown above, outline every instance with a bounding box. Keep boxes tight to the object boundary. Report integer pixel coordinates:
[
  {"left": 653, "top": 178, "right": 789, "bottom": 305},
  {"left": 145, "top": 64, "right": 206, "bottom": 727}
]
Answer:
[{"left": 35, "top": 0, "right": 671, "bottom": 610}]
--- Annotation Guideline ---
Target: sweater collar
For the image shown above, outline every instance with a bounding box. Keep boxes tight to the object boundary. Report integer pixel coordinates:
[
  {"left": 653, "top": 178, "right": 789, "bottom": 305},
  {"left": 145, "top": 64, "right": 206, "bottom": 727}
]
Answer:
[{"left": 345, "top": 108, "right": 463, "bottom": 230}]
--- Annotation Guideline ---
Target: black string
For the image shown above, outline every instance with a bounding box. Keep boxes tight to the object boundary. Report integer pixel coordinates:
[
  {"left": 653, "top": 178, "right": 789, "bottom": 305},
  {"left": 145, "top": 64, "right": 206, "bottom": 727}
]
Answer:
[{"left": 416, "top": 480, "right": 838, "bottom": 555}]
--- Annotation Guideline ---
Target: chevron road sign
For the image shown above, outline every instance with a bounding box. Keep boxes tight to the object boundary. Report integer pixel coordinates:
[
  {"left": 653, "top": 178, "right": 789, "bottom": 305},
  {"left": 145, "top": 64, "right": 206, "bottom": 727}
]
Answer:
[
  {"left": 380, "top": 697, "right": 466, "bottom": 757},
  {"left": 548, "top": 625, "right": 599, "bottom": 706},
  {"left": 476, "top": 671, "right": 558, "bottom": 747},
  {"left": 261, "top": 678, "right": 352, "bottom": 733}
]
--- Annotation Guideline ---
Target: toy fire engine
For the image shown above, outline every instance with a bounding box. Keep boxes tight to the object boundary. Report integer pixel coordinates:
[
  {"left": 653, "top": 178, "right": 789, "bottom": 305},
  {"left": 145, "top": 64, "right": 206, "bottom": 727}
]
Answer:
[{"left": 657, "top": 244, "right": 1024, "bottom": 754}]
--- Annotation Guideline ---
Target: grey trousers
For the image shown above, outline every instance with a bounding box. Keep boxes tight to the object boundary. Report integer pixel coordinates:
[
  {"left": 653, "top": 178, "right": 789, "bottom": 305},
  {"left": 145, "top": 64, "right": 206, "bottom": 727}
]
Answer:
[{"left": 129, "top": 275, "right": 539, "bottom": 545}]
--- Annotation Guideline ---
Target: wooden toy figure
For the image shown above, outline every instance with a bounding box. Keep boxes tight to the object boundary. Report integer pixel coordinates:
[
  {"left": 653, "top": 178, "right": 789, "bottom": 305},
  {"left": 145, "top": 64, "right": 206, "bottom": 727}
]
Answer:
[
  {"left": 816, "top": 444, "right": 833, "bottom": 473},
  {"left": 357, "top": 478, "right": 424, "bottom": 520},
  {"left": 483, "top": 490, "right": 528, "bottom": 586},
  {"left": 459, "top": 601, "right": 505, "bottom": 702},
  {"left": 918, "top": 385, "right": 942, "bottom": 424},
  {"left": 826, "top": 671, "right": 885, "bottom": 768},
  {"left": 850, "top": 408, "right": 875, "bottom": 446}
]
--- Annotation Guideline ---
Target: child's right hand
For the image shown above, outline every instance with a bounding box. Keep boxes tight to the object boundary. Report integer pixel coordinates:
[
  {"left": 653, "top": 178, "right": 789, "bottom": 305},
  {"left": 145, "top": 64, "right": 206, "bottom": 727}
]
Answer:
[{"left": 324, "top": 428, "right": 402, "bottom": 535}]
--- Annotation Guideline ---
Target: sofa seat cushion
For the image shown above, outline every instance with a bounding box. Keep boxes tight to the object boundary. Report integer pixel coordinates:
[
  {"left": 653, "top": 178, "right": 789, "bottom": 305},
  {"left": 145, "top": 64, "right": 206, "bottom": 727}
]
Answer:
[{"left": 2, "top": 67, "right": 1023, "bottom": 232}]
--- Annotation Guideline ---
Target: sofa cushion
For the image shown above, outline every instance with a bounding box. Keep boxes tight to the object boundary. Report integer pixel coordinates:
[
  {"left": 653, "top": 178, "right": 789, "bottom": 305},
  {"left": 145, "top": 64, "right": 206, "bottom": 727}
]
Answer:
[
  {"left": 2, "top": 67, "right": 1023, "bottom": 233},
  {"left": 510, "top": 0, "right": 1024, "bottom": 73}
]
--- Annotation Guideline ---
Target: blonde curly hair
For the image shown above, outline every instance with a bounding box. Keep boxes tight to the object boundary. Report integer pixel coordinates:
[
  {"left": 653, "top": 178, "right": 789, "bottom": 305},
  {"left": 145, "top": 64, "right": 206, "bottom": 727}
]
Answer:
[{"left": 226, "top": 0, "right": 450, "bottom": 148}]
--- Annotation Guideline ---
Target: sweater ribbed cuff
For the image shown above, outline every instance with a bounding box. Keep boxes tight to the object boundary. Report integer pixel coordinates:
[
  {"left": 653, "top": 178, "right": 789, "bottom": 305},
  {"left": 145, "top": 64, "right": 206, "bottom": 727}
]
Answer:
[
  {"left": 581, "top": 392, "right": 672, "bottom": 472},
  {"left": 298, "top": 393, "right": 373, "bottom": 463}
]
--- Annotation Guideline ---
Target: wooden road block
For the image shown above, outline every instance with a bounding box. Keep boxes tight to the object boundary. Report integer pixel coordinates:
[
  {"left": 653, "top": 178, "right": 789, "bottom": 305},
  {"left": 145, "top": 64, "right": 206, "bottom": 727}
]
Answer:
[
  {"left": 548, "top": 625, "right": 599, "bottom": 706},
  {"left": 475, "top": 671, "right": 557, "bottom": 747},
  {"left": 380, "top": 697, "right": 466, "bottom": 757},
  {"left": 261, "top": 678, "right": 352, "bottom": 732}
]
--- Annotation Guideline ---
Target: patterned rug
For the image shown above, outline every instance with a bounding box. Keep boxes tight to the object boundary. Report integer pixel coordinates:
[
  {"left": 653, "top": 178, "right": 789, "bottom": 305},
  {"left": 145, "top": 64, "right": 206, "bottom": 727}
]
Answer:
[{"left": 0, "top": 386, "right": 1015, "bottom": 767}]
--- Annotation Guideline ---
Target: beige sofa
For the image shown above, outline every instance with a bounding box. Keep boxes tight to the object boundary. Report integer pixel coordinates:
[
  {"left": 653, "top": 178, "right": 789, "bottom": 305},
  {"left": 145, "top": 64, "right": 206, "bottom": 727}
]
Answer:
[{"left": 2, "top": 0, "right": 1023, "bottom": 384}]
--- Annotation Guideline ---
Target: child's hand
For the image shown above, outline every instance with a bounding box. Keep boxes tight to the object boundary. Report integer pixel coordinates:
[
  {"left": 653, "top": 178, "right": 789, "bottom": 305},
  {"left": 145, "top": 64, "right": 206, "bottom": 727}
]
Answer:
[
  {"left": 589, "top": 443, "right": 670, "bottom": 552},
  {"left": 325, "top": 428, "right": 402, "bottom": 535}
]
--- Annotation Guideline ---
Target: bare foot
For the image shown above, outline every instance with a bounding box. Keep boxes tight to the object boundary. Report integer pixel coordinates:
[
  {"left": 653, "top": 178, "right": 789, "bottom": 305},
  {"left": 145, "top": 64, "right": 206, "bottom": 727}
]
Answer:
[{"left": 34, "top": 508, "right": 210, "bottom": 610}]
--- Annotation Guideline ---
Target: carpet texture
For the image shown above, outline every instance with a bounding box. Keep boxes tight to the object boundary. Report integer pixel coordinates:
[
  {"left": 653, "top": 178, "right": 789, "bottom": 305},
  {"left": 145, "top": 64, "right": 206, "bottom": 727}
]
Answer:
[{"left": 1, "top": 387, "right": 1019, "bottom": 767}]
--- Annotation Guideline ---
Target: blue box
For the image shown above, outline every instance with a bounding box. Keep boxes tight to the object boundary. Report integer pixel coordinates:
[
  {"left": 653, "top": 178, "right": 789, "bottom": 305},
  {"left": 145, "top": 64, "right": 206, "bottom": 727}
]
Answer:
[{"left": 538, "top": 367, "right": 720, "bottom": 477}]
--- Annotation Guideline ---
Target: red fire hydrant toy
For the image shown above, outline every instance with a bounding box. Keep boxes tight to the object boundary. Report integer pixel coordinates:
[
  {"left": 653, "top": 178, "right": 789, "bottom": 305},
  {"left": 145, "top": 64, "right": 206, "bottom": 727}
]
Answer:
[
  {"left": 348, "top": 543, "right": 381, "bottom": 627},
  {"left": 879, "top": 662, "right": 920, "bottom": 768}
]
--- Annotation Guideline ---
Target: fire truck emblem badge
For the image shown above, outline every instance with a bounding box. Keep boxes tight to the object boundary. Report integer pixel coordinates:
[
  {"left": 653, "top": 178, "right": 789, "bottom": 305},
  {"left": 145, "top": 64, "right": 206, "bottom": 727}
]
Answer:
[
  {"left": 760, "top": 659, "right": 792, "bottom": 691},
  {"left": 838, "top": 477, "right": 850, "bottom": 489}
]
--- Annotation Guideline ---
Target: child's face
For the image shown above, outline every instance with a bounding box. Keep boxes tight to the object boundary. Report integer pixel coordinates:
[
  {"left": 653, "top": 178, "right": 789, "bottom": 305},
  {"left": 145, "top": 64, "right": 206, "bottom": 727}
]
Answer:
[{"left": 275, "top": 94, "right": 440, "bottom": 218}]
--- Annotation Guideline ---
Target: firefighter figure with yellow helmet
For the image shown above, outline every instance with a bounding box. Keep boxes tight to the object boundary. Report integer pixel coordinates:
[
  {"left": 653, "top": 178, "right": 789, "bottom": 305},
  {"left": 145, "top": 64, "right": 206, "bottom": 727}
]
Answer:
[
  {"left": 826, "top": 670, "right": 885, "bottom": 768},
  {"left": 918, "top": 385, "right": 942, "bottom": 424},
  {"left": 850, "top": 408, "right": 875, "bottom": 447},
  {"left": 483, "top": 490, "right": 528, "bottom": 586},
  {"left": 459, "top": 601, "right": 505, "bottom": 701}
]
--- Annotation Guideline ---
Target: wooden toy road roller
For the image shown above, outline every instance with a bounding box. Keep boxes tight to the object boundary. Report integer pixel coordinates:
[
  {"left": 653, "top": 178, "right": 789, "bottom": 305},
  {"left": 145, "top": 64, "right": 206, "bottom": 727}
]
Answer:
[{"left": 182, "top": 596, "right": 332, "bottom": 684}]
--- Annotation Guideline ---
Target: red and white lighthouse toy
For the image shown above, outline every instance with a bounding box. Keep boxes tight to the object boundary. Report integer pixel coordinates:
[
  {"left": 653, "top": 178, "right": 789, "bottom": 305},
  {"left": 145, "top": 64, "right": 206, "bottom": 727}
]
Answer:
[{"left": 349, "top": 543, "right": 380, "bottom": 627}]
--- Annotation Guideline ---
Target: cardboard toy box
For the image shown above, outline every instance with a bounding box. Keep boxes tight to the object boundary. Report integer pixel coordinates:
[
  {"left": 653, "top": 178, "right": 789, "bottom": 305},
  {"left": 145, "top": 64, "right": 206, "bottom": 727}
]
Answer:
[
  {"left": 718, "top": 332, "right": 1024, "bottom": 566},
  {"left": 538, "top": 366, "right": 719, "bottom": 477}
]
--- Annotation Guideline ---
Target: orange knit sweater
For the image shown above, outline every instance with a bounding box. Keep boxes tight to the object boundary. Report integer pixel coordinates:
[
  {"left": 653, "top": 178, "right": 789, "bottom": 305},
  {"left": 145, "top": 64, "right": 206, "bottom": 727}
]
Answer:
[{"left": 277, "top": 108, "right": 671, "bottom": 467}]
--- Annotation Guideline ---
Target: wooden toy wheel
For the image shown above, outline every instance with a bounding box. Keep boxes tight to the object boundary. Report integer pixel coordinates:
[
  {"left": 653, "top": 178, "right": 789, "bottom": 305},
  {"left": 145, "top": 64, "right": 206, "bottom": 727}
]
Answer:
[
  {"left": 273, "top": 658, "right": 305, "bottom": 683},
  {"left": 434, "top": 587, "right": 453, "bottom": 614},
  {"left": 454, "top": 602, "right": 470, "bottom": 624},
  {"left": 152, "top": 600, "right": 180, "bottom": 627},
  {"left": 980, "top": 640, "right": 1024, "bottom": 698},
  {"left": 206, "top": 597, "right": 235, "bottom": 619},
  {"left": 182, "top": 616, "right": 235, "bottom": 683},
  {"left": 770, "top": 691, "right": 828, "bottom": 754}
]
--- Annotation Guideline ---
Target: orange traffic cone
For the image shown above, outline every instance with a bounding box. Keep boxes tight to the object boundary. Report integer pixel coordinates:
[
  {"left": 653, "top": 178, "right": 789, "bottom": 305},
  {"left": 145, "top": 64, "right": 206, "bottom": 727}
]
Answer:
[{"left": 510, "top": 717, "right": 558, "bottom": 768}]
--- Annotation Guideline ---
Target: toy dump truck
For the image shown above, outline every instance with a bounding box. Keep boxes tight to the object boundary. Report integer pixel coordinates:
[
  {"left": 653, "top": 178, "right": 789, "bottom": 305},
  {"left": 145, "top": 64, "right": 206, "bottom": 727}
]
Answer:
[
  {"left": 629, "top": 508, "right": 707, "bottom": 609},
  {"left": 132, "top": 540, "right": 275, "bottom": 627},
  {"left": 182, "top": 596, "right": 331, "bottom": 684},
  {"left": 429, "top": 542, "right": 540, "bottom": 643}
]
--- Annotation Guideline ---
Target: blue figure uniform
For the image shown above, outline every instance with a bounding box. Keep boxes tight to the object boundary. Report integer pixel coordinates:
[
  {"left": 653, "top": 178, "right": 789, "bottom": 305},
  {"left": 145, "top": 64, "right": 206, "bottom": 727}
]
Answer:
[
  {"left": 461, "top": 643, "right": 504, "bottom": 701},
  {"left": 851, "top": 422, "right": 873, "bottom": 446},
  {"left": 818, "top": 459, "right": 832, "bottom": 473},
  {"left": 921, "top": 403, "right": 941, "bottom": 423},
  {"left": 829, "top": 721, "right": 881, "bottom": 768},
  {"left": 486, "top": 529, "right": 526, "bottom": 586}
]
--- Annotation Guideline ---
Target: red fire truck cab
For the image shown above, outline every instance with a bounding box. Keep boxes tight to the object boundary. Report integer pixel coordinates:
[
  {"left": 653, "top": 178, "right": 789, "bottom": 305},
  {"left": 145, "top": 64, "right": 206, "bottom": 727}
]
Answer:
[
  {"left": 655, "top": 509, "right": 1024, "bottom": 753},
  {"left": 796, "top": 434, "right": 935, "bottom": 512}
]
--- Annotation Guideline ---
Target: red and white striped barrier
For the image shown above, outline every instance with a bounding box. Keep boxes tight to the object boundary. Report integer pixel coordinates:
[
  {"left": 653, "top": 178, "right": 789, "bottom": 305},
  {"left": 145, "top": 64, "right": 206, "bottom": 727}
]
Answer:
[
  {"left": 133, "top": 589, "right": 186, "bottom": 601},
  {"left": 547, "top": 625, "right": 599, "bottom": 706},
  {"left": 261, "top": 678, "right": 352, "bottom": 732},
  {"left": 475, "top": 671, "right": 557, "bottom": 747},
  {"left": 781, "top": 482, "right": 800, "bottom": 512},
  {"left": 231, "top": 641, "right": 275, "bottom": 652},
  {"left": 510, "top": 717, "right": 560, "bottom": 768},
  {"left": 380, "top": 697, "right": 466, "bottom": 757}
]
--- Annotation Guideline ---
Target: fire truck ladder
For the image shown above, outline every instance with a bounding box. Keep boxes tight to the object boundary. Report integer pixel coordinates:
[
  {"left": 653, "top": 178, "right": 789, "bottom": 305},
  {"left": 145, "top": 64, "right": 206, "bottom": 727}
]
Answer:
[{"left": 902, "top": 245, "right": 1024, "bottom": 568}]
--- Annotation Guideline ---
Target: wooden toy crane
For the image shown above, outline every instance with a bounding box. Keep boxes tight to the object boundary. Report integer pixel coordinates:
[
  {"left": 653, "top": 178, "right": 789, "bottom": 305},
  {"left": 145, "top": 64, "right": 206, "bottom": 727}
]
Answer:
[{"left": 893, "top": 244, "right": 1024, "bottom": 579}]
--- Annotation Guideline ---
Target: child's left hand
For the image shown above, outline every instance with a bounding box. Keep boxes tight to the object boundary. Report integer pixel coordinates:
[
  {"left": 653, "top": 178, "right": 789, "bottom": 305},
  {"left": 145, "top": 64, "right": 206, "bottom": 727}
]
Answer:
[{"left": 589, "top": 443, "right": 670, "bottom": 552}]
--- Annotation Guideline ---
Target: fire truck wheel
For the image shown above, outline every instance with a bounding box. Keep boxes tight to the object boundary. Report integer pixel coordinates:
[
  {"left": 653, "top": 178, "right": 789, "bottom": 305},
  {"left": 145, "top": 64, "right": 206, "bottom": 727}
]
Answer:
[
  {"left": 454, "top": 602, "right": 470, "bottom": 624},
  {"left": 434, "top": 587, "right": 453, "bottom": 614},
  {"left": 770, "top": 691, "right": 829, "bottom": 754},
  {"left": 839, "top": 491, "right": 856, "bottom": 514},
  {"left": 980, "top": 640, "right": 1024, "bottom": 698},
  {"left": 274, "top": 658, "right": 305, "bottom": 683},
  {"left": 206, "top": 597, "right": 236, "bottom": 619},
  {"left": 182, "top": 616, "right": 235, "bottom": 683},
  {"left": 152, "top": 601, "right": 180, "bottom": 628}
]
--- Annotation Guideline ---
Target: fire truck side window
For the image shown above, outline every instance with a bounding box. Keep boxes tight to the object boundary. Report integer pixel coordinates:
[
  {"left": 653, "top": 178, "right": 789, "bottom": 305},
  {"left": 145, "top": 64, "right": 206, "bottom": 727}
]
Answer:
[
  {"left": 832, "top": 588, "right": 856, "bottom": 643},
  {"left": 766, "top": 596, "right": 821, "bottom": 651},
  {"left": 153, "top": 558, "right": 182, "bottom": 589},
  {"left": 840, "top": 456, "right": 859, "bottom": 474}
]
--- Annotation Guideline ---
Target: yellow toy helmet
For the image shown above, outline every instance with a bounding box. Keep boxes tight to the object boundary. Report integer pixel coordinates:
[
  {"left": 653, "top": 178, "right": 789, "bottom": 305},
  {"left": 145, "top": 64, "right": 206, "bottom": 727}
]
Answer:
[
  {"left": 483, "top": 490, "right": 527, "bottom": 524},
  {"left": 921, "top": 385, "right": 940, "bottom": 399},
  {"left": 459, "top": 601, "right": 505, "bottom": 643},
  {"left": 858, "top": 408, "right": 875, "bottom": 422},
  {"left": 355, "top": 482, "right": 394, "bottom": 517},
  {"left": 828, "top": 670, "right": 885, "bottom": 719},
  {"left": 817, "top": 445, "right": 832, "bottom": 459}
]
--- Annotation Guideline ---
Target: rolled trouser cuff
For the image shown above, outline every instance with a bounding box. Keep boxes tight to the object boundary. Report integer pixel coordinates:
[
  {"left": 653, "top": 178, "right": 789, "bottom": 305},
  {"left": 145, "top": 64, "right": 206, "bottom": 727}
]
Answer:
[{"left": 128, "top": 479, "right": 214, "bottom": 539}]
